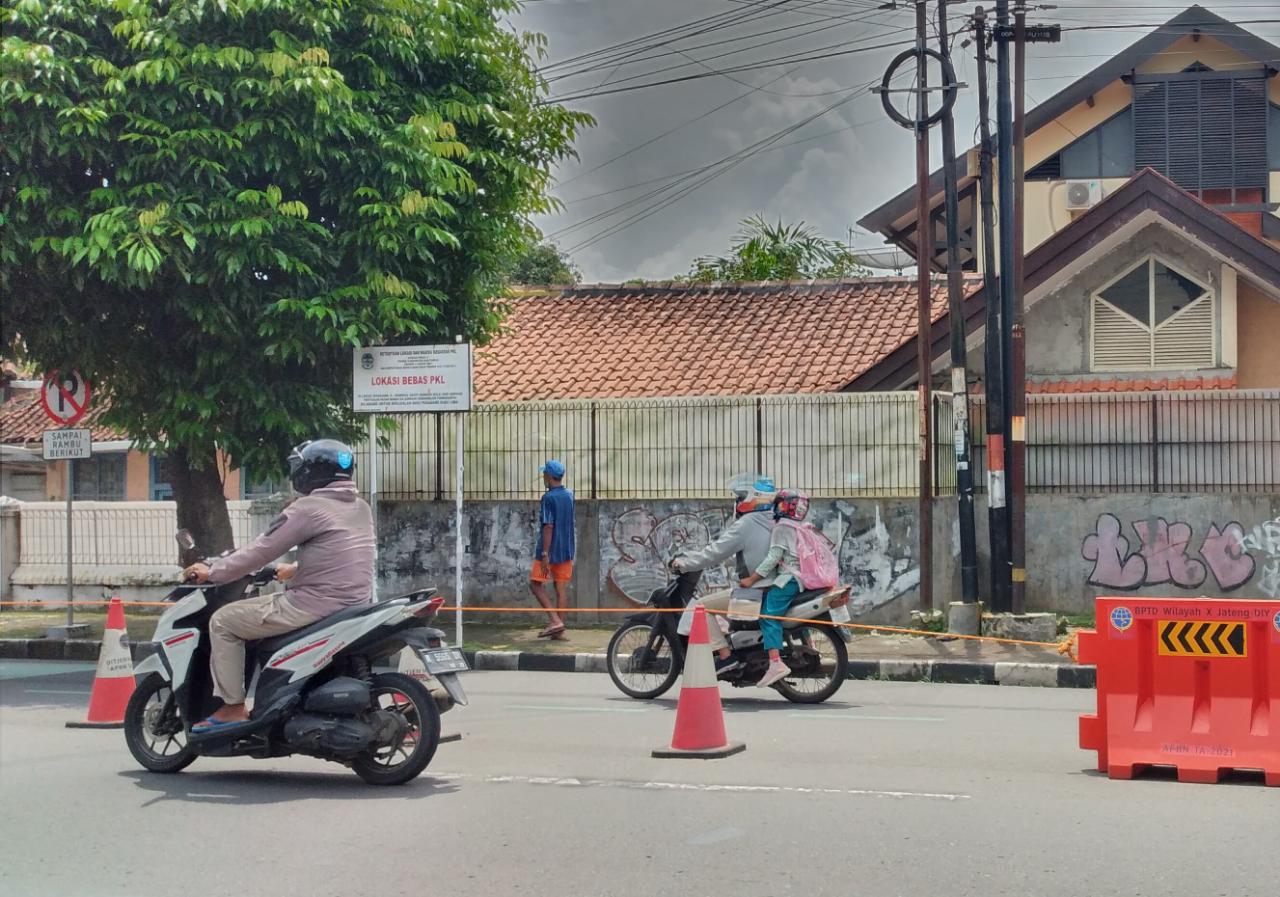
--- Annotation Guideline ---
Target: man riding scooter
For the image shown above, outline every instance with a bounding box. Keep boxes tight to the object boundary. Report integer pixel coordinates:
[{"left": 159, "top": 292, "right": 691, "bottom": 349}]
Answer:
[
  {"left": 181, "top": 439, "right": 375, "bottom": 733},
  {"left": 671, "top": 476, "right": 776, "bottom": 678}
]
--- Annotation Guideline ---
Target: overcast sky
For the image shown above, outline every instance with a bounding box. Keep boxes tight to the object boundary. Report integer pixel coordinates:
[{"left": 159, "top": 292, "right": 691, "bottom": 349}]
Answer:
[{"left": 510, "top": 1, "right": 1280, "bottom": 282}]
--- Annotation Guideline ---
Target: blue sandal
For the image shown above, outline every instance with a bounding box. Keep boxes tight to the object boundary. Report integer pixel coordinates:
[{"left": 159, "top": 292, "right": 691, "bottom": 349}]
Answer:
[{"left": 191, "top": 716, "right": 249, "bottom": 734}]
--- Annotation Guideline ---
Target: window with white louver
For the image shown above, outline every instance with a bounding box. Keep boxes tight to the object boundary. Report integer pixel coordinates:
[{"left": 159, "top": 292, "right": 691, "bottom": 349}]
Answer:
[{"left": 1090, "top": 257, "right": 1215, "bottom": 371}]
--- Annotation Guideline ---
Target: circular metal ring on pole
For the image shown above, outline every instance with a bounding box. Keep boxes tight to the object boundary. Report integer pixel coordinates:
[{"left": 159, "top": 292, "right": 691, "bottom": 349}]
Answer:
[{"left": 879, "top": 46, "right": 958, "bottom": 130}]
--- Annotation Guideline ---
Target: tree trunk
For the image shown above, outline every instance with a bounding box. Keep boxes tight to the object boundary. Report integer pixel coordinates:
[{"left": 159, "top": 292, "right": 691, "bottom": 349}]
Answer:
[{"left": 169, "top": 444, "right": 235, "bottom": 559}]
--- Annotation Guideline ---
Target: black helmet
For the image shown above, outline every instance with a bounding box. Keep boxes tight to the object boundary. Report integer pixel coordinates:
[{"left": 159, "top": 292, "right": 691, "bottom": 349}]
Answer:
[{"left": 288, "top": 439, "right": 355, "bottom": 495}]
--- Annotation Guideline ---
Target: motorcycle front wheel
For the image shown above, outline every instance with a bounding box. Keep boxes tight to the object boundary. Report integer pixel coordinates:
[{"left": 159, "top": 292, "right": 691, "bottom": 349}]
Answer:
[
  {"left": 606, "top": 622, "right": 680, "bottom": 699},
  {"left": 352, "top": 672, "right": 441, "bottom": 786},
  {"left": 124, "top": 674, "right": 197, "bottom": 773},
  {"left": 773, "top": 621, "right": 849, "bottom": 704}
]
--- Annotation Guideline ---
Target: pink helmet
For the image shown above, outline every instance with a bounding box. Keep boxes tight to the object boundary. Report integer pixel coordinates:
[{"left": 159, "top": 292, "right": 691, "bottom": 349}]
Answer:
[{"left": 772, "top": 489, "right": 810, "bottom": 522}]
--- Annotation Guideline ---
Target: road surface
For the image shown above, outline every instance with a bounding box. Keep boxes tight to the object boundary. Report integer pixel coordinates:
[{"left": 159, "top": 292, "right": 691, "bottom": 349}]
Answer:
[{"left": 1, "top": 661, "right": 1276, "bottom": 897}]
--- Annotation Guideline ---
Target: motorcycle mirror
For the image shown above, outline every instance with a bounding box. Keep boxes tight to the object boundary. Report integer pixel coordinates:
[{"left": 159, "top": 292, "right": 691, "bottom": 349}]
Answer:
[{"left": 175, "top": 529, "right": 196, "bottom": 551}]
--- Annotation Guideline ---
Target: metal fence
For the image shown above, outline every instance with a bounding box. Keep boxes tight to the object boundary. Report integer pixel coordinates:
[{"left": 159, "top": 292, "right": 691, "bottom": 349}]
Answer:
[
  {"left": 354, "top": 389, "right": 1280, "bottom": 500},
  {"left": 352, "top": 393, "right": 923, "bottom": 500},
  {"left": 17, "top": 501, "right": 269, "bottom": 567}
]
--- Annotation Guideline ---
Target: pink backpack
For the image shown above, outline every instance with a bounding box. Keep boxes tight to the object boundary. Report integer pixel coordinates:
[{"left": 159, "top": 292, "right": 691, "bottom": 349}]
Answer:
[{"left": 777, "top": 519, "right": 838, "bottom": 590}]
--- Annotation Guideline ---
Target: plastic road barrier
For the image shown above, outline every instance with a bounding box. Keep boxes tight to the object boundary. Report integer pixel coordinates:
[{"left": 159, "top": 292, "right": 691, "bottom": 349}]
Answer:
[{"left": 1079, "top": 597, "right": 1280, "bottom": 785}]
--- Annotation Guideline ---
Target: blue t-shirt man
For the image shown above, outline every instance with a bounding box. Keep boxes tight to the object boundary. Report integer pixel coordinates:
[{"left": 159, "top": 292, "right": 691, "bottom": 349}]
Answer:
[
  {"left": 537, "top": 483, "right": 576, "bottom": 564},
  {"left": 530, "top": 459, "right": 575, "bottom": 638}
]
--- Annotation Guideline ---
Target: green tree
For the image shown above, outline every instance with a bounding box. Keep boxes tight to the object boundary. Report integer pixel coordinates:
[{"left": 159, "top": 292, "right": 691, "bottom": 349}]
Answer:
[
  {"left": 1, "top": 0, "right": 589, "bottom": 550},
  {"left": 503, "top": 239, "right": 579, "bottom": 285},
  {"left": 682, "top": 215, "right": 868, "bottom": 283},
  {"left": 499, "top": 238, "right": 581, "bottom": 282}
]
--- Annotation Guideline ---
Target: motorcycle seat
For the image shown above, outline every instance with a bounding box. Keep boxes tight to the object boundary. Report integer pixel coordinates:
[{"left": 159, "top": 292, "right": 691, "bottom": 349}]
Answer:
[{"left": 251, "top": 601, "right": 383, "bottom": 660}]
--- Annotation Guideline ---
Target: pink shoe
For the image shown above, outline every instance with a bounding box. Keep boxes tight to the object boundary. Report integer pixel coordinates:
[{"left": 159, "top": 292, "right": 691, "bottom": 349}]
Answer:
[{"left": 757, "top": 660, "right": 792, "bottom": 688}]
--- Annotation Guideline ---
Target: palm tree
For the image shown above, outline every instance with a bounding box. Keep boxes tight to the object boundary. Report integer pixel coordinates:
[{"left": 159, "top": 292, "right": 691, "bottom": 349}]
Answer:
[{"left": 683, "top": 215, "right": 866, "bottom": 283}]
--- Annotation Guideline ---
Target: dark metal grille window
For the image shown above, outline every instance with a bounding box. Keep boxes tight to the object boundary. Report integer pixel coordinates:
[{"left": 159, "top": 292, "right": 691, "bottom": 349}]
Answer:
[
  {"left": 71, "top": 453, "right": 127, "bottom": 501},
  {"left": 1132, "top": 71, "right": 1269, "bottom": 196},
  {"left": 1026, "top": 109, "right": 1133, "bottom": 181}
]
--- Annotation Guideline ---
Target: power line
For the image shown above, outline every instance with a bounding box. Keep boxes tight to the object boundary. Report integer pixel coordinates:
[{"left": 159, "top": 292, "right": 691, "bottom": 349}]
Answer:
[
  {"left": 562, "top": 81, "right": 885, "bottom": 253},
  {"left": 546, "top": 31, "right": 925, "bottom": 103}
]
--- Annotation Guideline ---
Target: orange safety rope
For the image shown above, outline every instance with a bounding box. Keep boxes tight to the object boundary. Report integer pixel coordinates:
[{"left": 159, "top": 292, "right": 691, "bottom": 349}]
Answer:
[{"left": 0, "top": 599, "right": 1081, "bottom": 653}]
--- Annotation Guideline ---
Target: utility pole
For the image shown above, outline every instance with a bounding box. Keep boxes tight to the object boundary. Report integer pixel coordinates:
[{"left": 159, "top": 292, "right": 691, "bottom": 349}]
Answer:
[
  {"left": 913, "top": 0, "right": 934, "bottom": 613},
  {"left": 973, "top": 7, "right": 1010, "bottom": 611},
  {"left": 1009, "top": 0, "right": 1029, "bottom": 613},
  {"left": 937, "top": 0, "right": 978, "bottom": 605},
  {"left": 993, "top": 0, "right": 1015, "bottom": 613},
  {"left": 876, "top": 1, "right": 961, "bottom": 613}
]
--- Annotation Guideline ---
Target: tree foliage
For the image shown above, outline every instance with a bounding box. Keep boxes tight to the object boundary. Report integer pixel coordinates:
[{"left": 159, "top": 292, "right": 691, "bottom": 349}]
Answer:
[
  {"left": 0, "top": 0, "right": 590, "bottom": 547},
  {"left": 503, "top": 239, "right": 579, "bottom": 285},
  {"left": 682, "top": 215, "right": 869, "bottom": 284}
]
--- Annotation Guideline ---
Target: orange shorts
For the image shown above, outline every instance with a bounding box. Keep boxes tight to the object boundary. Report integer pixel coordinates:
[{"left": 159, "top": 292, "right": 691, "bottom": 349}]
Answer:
[{"left": 531, "top": 560, "right": 574, "bottom": 584}]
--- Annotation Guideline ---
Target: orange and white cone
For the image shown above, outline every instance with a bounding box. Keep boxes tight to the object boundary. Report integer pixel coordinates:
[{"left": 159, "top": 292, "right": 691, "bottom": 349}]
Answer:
[
  {"left": 652, "top": 604, "right": 745, "bottom": 759},
  {"left": 67, "top": 597, "right": 134, "bottom": 729}
]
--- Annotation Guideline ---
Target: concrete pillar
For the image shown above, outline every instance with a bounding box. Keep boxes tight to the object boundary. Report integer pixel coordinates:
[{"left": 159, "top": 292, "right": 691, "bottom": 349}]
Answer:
[{"left": 0, "top": 504, "right": 19, "bottom": 604}]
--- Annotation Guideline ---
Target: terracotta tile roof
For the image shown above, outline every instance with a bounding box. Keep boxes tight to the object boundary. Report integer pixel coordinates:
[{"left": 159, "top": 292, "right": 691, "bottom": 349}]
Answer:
[
  {"left": 1026, "top": 373, "right": 1239, "bottom": 394},
  {"left": 0, "top": 391, "right": 124, "bottom": 445},
  {"left": 475, "top": 278, "right": 978, "bottom": 401}
]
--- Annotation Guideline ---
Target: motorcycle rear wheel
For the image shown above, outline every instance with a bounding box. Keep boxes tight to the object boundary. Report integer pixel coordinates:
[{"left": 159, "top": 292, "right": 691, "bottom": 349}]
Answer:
[
  {"left": 606, "top": 622, "right": 680, "bottom": 699},
  {"left": 352, "top": 672, "right": 441, "bottom": 786},
  {"left": 124, "top": 674, "right": 197, "bottom": 774},
  {"left": 773, "top": 621, "right": 848, "bottom": 704}
]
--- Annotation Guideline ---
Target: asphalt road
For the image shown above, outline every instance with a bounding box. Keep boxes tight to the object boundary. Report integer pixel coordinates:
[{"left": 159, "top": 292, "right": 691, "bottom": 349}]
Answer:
[{"left": 1, "top": 661, "right": 1277, "bottom": 897}]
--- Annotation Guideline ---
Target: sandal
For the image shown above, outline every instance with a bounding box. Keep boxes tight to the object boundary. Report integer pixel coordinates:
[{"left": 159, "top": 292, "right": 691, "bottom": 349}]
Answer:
[
  {"left": 537, "top": 624, "right": 566, "bottom": 639},
  {"left": 191, "top": 715, "right": 250, "bottom": 734}
]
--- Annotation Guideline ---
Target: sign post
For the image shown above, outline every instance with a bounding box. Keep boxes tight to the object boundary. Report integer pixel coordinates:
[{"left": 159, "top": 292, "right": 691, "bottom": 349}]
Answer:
[
  {"left": 40, "top": 371, "right": 92, "bottom": 635},
  {"left": 354, "top": 344, "right": 473, "bottom": 644}
]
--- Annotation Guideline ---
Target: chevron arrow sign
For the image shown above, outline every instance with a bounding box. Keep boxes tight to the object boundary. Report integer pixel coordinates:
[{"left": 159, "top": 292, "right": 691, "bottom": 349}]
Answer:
[{"left": 1158, "top": 621, "right": 1247, "bottom": 658}]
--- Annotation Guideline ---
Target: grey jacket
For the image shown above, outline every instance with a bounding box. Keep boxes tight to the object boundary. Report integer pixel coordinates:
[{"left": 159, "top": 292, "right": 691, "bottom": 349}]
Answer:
[
  {"left": 676, "top": 511, "right": 775, "bottom": 579},
  {"left": 209, "top": 481, "right": 375, "bottom": 616}
]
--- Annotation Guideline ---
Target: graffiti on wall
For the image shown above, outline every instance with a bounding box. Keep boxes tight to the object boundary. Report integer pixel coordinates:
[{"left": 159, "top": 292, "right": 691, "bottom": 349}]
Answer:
[
  {"left": 605, "top": 508, "right": 731, "bottom": 605},
  {"left": 1081, "top": 513, "right": 1258, "bottom": 592},
  {"left": 605, "top": 503, "right": 919, "bottom": 613},
  {"left": 1238, "top": 516, "right": 1280, "bottom": 598}
]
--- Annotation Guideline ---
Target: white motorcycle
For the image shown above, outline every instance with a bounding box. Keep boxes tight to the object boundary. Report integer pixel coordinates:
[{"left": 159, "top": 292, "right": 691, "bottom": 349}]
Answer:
[{"left": 124, "top": 532, "right": 468, "bottom": 785}]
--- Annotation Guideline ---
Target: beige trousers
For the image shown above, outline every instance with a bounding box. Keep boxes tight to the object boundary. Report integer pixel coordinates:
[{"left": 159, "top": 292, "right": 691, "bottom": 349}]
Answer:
[
  {"left": 209, "top": 592, "right": 322, "bottom": 704},
  {"left": 684, "top": 591, "right": 733, "bottom": 652}
]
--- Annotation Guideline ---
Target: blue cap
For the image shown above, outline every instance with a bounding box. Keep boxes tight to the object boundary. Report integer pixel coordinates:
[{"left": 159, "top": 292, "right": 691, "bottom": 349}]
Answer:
[{"left": 540, "top": 459, "right": 566, "bottom": 478}]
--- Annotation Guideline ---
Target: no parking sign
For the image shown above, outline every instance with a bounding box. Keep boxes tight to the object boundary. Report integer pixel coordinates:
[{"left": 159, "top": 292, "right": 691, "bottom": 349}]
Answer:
[{"left": 40, "top": 370, "right": 91, "bottom": 426}]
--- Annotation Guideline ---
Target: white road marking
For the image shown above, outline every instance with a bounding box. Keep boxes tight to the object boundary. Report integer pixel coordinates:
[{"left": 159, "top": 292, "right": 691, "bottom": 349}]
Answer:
[
  {"left": 438, "top": 773, "right": 969, "bottom": 801},
  {"left": 505, "top": 703, "right": 653, "bottom": 714},
  {"left": 21, "top": 689, "right": 91, "bottom": 696},
  {"left": 790, "top": 713, "right": 945, "bottom": 722}
]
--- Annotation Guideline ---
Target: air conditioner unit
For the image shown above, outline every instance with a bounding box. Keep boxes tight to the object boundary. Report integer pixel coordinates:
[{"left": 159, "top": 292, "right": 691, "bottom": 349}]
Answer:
[{"left": 1065, "top": 179, "right": 1103, "bottom": 210}]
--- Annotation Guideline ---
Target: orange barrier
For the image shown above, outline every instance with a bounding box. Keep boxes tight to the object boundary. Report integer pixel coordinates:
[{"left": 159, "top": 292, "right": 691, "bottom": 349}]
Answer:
[
  {"left": 1079, "top": 597, "right": 1280, "bottom": 786},
  {"left": 652, "top": 605, "right": 744, "bottom": 759}
]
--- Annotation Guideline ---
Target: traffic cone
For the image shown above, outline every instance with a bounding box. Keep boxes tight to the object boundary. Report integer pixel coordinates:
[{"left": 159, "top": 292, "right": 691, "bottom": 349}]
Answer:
[
  {"left": 397, "top": 648, "right": 463, "bottom": 744},
  {"left": 652, "top": 605, "right": 745, "bottom": 759},
  {"left": 66, "top": 597, "right": 134, "bottom": 729}
]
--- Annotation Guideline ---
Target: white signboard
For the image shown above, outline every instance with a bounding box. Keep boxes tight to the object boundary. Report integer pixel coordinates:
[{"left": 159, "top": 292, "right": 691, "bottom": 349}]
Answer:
[
  {"left": 353, "top": 344, "right": 473, "bottom": 413},
  {"left": 42, "top": 428, "right": 92, "bottom": 461}
]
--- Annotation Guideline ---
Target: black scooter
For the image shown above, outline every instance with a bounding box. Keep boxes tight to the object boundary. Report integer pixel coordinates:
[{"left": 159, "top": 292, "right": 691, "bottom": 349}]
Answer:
[
  {"left": 604, "top": 571, "right": 850, "bottom": 704},
  {"left": 123, "top": 532, "right": 468, "bottom": 785}
]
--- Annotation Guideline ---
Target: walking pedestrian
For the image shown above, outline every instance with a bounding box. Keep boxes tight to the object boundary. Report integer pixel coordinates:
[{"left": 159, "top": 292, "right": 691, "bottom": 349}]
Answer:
[{"left": 530, "top": 459, "right": 575, "bottom": 639}]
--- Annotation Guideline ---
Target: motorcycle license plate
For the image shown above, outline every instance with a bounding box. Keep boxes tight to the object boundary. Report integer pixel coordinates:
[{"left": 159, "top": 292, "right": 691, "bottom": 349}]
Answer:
[
  {"left": 420, "top": 647, "right": 469, "bottom": 674},
  {"left": 829, "top": 603, "right": 851, "bottom": 624}
]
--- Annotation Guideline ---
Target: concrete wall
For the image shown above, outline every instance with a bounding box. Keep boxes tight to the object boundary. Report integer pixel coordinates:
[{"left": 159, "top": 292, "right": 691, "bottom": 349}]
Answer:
[
  {"left": 1027, "top": 493, "right": 1280, "bottom": 613},
  {"left": 376, "top": 492, "right": 1280, "bottom": 621},
  {"left": 376, "top": 498, "right": 938, "bottom": 626}
]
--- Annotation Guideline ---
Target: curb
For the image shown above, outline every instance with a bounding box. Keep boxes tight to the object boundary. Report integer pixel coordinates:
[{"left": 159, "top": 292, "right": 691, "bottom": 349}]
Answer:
[{"left": 1, "top": 639, "right": 1095, "bottom": 689}]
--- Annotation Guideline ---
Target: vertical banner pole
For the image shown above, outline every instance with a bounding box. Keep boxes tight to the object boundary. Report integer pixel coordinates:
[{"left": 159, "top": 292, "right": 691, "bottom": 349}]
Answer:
[
  {"left": 66, "top": 458, "right": 74, "bottom": 627},
  {"left": 454, "top": 414, "right": 464, "bottom": 647},
  {"left": 368, "top": 414, "right": 379, "bottom": 601}
]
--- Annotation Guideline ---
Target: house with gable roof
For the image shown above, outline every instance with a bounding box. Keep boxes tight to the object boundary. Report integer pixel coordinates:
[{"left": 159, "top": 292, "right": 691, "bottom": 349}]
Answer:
[{"left": 855, "top": 5, "right": 1280, "bottom": 394}]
